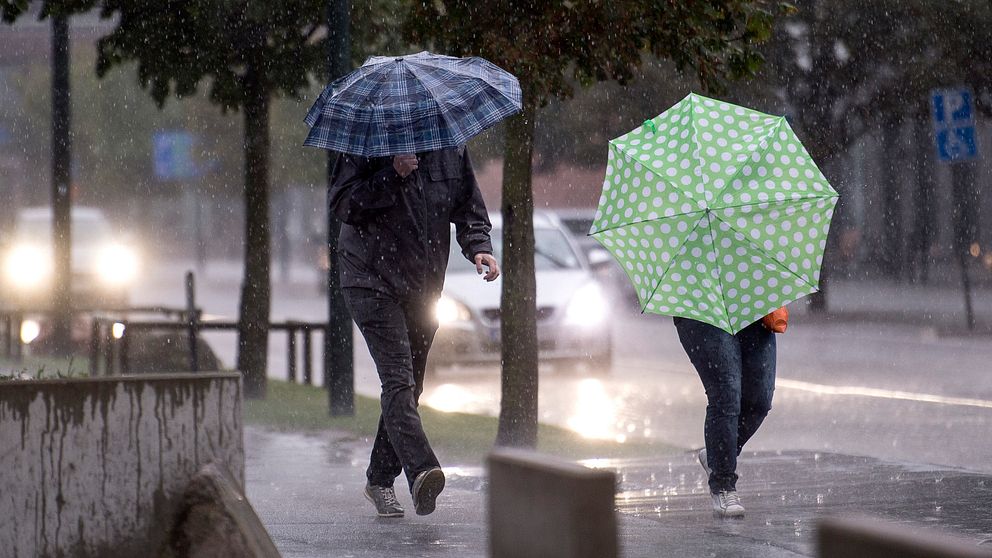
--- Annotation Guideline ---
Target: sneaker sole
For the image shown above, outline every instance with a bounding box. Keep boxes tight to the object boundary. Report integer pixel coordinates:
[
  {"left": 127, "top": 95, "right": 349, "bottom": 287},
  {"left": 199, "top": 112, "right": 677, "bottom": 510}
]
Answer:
[
  {"left": 364, "top": 487, "right": 404, "bottom": 518},
  {"left": 413, "top": 468, "right": 445, "bottom": 516},
  {"left": 713, "top": 508, "right": 745, "bottom": 519}
]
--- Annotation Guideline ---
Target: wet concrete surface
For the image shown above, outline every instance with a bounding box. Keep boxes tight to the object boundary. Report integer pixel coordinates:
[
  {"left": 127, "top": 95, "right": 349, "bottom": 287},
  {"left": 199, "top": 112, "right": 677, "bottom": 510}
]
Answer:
[{"left": 245, "top": 427, "right": 992, "bottom": 558}]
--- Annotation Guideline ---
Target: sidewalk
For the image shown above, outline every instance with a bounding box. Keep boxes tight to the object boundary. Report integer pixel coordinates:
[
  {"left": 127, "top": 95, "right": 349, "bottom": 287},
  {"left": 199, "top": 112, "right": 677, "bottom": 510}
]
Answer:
[
  {"left": 244, "top": 426, "right": 992, "bottom": 558},
  {"left": 798, "top": 278, "right": 992, "bottom": 335}
]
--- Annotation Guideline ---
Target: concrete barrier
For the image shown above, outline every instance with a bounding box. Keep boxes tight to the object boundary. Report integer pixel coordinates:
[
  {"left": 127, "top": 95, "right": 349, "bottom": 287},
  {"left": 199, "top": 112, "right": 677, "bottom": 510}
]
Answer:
[
  {"left": 0, "top": 373, "right": 243, "bottom": 558},
  {"left": 818, "top": 515, "right": 992, "bottom": 558},
  {"left": 488, "top": 448, "right": 618, "bottom": 558}
]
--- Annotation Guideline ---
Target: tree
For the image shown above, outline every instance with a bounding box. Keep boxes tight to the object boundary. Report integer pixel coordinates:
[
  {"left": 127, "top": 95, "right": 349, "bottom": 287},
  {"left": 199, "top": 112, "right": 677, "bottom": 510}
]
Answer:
[
  {"left": 3, "top": 0, "right": 403, "bottom": 398},
  {"left": 744, "top": 0, "right": 992, "bottom": 305},
  {"left": 406, "top": 0, "right": 789, "bottom": 447},
  {"left": 88, "top": 0, "right": 337, "bottom": 398}
]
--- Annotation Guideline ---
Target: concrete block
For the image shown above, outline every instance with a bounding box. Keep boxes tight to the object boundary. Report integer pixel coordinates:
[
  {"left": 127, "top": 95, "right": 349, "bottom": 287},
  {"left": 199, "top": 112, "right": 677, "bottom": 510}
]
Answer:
[
  {"left": 818, "top": 515, "right": 992, "bottom": 558},
  {"left": 0, "top": 373, "right": 243, "bottom": 558},
  {"left": 164, "top": 461, "right": 280, "bottom": 558},
  {"left": 488, "top": 447, "right": 617, "bottom": 558}
]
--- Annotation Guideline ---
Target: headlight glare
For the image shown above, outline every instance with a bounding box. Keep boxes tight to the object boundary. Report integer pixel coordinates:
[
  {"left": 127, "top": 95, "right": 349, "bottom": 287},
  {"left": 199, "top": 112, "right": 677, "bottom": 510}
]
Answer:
[
  {"left": 564, "top": 282, "right": 609, "bottom": 326},
  {"left": 96, "top": 244, "right": 139, "bottom": 286},
  {"left": 4, "top": 245, "right": 51, "bottom": 289},
  {"left": 436, "top": 295, "right": 471, "bottom": 326}
]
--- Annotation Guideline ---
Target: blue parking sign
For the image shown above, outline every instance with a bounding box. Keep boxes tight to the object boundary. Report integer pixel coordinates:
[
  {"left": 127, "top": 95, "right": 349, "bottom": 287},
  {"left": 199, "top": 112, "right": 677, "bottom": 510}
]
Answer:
[
  {"left": 931, "top": 89, "right": 978, "bottom": 162},
  {"left": 153, "top": 131, "right": 197, "bottom": 180}
]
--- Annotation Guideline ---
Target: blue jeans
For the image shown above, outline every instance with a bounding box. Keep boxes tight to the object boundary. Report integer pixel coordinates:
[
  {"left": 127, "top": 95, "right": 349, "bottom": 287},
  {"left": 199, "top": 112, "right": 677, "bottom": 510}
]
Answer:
[{"left": 673, "top": 317, "right": 776, "bottom": 493}]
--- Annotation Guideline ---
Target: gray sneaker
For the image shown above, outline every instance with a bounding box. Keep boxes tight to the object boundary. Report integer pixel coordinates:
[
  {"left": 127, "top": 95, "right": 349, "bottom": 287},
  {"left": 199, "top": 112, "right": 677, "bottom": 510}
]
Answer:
[
  {"left": 364, "top": 484, "right": 404, "bottom": 518},
  {"left": 411, "top": 467, "right": 445, "bottom": 516},
  {"left": 711, "top": 490, "right": 745, "bottom": 518}
]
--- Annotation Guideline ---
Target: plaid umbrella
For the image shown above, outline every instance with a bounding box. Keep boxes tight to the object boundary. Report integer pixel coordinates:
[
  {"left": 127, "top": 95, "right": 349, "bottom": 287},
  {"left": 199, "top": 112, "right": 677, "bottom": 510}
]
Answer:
[
  {"left": 590, "top": 93, "right": 839, "bottom": 334},
  {"left": 304, "top": 51, "right": 522, "bottom": 157}
]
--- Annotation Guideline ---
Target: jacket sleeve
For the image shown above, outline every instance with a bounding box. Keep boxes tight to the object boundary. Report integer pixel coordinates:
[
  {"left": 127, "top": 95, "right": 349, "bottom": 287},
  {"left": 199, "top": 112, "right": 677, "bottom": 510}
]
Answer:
[
  {"left": 328, "top": 154, "right": 403, "bottom": 225},
  {"left": 451, "top": 148, "right": 494, "bottom": 261}
]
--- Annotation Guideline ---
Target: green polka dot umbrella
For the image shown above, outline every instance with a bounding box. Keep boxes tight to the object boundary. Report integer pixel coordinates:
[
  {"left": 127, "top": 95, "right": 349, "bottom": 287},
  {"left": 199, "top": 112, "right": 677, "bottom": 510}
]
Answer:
[{"left": 589, "top": 93, "right": 840, "bottom": 334}]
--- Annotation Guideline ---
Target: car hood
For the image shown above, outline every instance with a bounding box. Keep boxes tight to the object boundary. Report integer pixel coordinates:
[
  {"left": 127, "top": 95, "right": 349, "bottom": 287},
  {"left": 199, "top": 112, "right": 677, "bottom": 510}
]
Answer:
[{"left": 441, "top": 269, "right": 595, "bottom": 311}]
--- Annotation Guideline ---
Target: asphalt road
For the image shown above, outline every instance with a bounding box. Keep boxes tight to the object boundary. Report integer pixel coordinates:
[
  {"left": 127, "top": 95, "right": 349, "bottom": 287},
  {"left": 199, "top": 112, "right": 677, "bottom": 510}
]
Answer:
[{"left": 138, "top": 259, "right": 992, "bottom": 473}]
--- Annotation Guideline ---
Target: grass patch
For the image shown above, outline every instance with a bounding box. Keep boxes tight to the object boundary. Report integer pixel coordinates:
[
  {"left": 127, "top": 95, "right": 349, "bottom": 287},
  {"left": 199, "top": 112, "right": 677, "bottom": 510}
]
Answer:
[
  {"left": 0, "top": 356, "right": 89, "bottom": 380},
  {"left": 244, "top": 380, "right": 679, "bottom": 463}
]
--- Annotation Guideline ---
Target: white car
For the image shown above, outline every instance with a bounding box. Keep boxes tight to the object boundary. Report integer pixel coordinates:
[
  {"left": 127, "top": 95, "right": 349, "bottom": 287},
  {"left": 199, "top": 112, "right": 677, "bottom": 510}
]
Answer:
[
  {"left": 1, "top": 206, "right": 140, "bottom": 310},
  {"left": 428, "top": 211, "right": 613, "bottom": 374}
]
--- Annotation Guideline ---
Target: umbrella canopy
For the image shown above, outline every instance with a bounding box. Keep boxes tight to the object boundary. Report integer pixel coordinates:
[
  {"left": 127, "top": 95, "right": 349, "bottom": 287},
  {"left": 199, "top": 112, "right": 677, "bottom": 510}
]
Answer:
[
  {"left": 590, "top": 93, "right": 839, "bottom": 334},
  {"left": 304, "top": 51, "right": 522, "bottom": 157}
]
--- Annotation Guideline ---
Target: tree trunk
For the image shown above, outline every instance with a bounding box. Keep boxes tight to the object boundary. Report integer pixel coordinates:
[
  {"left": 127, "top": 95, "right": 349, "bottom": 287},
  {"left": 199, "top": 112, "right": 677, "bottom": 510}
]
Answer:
[
  {"left": 496, "top": 99, "right": 539, "bottom": 448},
  {"left": 237, "top": 67, "right": 272, "bottom": 400}
]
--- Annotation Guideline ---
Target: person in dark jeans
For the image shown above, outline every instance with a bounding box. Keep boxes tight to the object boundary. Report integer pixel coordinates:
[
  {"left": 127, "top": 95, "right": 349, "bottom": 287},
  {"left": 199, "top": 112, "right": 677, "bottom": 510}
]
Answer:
[
  {"left": 673, "top": 316, "right": 776, "bottom": 518},
  {"left": 330, "top": 147, "right": 499, "bottom": 518}
]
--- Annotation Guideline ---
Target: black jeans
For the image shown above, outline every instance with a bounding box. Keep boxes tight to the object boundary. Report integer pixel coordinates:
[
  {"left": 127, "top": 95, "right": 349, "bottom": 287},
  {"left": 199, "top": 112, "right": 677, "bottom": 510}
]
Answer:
[
  {"left": 344, "top": 287, "right": 440, "bottom": 491},
  {"left": 673, "top": 317, "right": 776, "bottom": 493}
]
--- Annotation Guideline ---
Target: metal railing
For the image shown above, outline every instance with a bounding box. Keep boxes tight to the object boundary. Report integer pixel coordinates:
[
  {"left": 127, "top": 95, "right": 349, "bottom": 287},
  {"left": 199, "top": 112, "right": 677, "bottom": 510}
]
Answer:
[
  {"left": 89, "top": 317, "right": 326, "bottom": 384},
  {"left": 6, "top": 271, "right": 327, "bottom": 384}
]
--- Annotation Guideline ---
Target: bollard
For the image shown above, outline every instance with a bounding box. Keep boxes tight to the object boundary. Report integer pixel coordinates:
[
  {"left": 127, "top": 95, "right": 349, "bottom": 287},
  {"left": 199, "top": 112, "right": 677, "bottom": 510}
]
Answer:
[
  {"left": 303, "top": 327, "right": 313, "bottom": 385},
  {"left": 488, "top": 448, "right": 617, "bottom": 558},
  {"left": 287, "top": 327, "right": 297, "bottom": 383},
  {"left": 818, "top": 515, "right": 992, "bottom": 558}
]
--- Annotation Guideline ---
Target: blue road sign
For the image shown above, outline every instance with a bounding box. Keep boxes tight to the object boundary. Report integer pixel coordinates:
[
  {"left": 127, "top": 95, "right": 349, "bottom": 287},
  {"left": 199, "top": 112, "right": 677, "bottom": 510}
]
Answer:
[
  {"left": 153, "top": 131, "right": 197, "bottom": 180},
  {"left": 931, "top": 89, "right": 978, "bottom": 162}
]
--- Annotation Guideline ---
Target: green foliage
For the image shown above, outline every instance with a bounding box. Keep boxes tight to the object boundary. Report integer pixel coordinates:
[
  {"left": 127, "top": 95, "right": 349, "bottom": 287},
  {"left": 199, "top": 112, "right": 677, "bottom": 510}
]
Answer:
[
  {"left": 93, "top": 0, "right": 327, "bottom": 109},
  {"left": 405, "top": 0, "right": 790, "bottom": 105},
  {"left": 738, "top": 0, "right": 992, "bottom": 162}
]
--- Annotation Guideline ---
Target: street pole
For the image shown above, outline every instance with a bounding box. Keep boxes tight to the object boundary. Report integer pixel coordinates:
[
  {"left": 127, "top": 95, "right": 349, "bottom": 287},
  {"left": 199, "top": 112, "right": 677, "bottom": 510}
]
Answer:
[
  {"left": 951, "top": 163, "right": 977, "bottom": 332},
  {"left": 325, "top": 0, "right": 354, "bottom": 416},
  {"left": 51, "top": 14, "right": 73, "bottom": 356}
]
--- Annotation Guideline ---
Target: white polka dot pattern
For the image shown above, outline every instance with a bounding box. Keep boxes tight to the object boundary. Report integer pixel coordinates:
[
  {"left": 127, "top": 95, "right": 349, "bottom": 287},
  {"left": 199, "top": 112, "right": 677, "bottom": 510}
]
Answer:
[{"left": 589, "top": 93, "right": 840, "bottom": 334}]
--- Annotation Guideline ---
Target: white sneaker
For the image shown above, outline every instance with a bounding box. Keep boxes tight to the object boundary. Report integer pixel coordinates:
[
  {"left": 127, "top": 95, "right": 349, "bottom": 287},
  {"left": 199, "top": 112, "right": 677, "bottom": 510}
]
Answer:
[
  {"left": 711, "top": 490, "right": 745, "bottom": 518},
  {"left": 697, "top": 448, "right": 711, "bottom": 477}
]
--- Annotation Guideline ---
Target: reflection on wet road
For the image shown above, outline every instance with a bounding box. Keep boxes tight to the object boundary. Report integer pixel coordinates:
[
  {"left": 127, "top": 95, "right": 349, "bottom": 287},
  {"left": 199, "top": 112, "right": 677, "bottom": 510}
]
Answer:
[{"left": 413, "top": 313, "right": 992, "bottom": 474}]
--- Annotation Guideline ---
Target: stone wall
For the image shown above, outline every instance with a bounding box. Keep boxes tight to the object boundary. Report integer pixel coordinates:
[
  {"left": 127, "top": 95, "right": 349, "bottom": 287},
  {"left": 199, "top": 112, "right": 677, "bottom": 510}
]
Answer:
[{"left": 0, "top": 373, "right": 243, "bottom": 558}]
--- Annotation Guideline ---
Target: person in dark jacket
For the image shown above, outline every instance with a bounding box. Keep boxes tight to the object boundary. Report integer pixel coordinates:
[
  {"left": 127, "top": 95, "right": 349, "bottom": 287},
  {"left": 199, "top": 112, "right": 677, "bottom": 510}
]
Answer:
[{"left": 329, "top": 146, "right": 499, "bottom": 518}]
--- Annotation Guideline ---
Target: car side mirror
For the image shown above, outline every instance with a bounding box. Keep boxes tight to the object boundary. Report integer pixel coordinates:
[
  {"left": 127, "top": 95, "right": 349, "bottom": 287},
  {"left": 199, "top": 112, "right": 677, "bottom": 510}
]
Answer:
[{"left": 587, "top": 248, "right": 612, "bottom": 269}]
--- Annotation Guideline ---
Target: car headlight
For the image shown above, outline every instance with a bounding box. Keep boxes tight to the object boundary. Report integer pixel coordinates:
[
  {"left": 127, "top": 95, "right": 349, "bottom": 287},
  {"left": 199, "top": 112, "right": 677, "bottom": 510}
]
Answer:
[
  {"left": 4, "top": 245, "right": 51, "bottom": 289},
  {"left": 435, "top": 295, "right": 471, "bottom": 326},
  {"left": 564, "top": 282, "right": 609, "bottom": 326},
  {"left": 96, "top": 244, "right": 139, "bottom": 286}
]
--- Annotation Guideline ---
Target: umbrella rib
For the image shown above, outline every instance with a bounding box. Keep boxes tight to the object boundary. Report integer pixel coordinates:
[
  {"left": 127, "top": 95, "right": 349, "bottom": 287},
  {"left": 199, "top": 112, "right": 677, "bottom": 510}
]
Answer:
[
  {"left": 608, "top": 141, "right": 699, "bottom": 213},
  {"left": 707, "top": 193, "right": 839, "bottom": 215},
  {"left": 349, "top": 68, "right": 394, "bottom": 156},
  {"left": 589, "top": 210, "right": 707, "bottom": 236},
  {"left": 408, "top": 56, "right": 521, "bottom": 111},
  {"left": 709, "top": 117, "right": 786, "bottom": 205},
  {"left": 640, "top": 214, "right": 708, "bottom": 314},
  {"left": 706, "top": 215, "right": 735, "bottom": 332},
  {"left": 402, "top": 61, "right": 466, "bottom": 143},
  {"left": 709, "top": 201, "right": 827, "bottom": 292}
]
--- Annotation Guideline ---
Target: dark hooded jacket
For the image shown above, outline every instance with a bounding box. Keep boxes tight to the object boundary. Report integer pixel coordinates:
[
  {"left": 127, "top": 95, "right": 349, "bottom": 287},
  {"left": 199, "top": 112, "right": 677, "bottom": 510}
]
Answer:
[{"left": 329, "top": 146, "right": 493, "bottom": 300}]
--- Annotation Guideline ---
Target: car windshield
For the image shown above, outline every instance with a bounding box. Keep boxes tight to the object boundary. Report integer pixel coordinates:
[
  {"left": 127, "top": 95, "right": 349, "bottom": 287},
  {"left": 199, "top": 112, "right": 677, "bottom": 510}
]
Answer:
[
  {"left": 447, "top": 227, "right": 581, "bottom": 273},
  {"left": 15, "top": 213, "right": 114, "bottom": 246}
]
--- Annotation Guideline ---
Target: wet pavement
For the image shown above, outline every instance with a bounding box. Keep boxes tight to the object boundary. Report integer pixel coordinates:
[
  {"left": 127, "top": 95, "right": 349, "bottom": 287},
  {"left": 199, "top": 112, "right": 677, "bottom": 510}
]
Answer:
[{"left": 245, "top": 427, "right": 992, "bottom": 558}]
